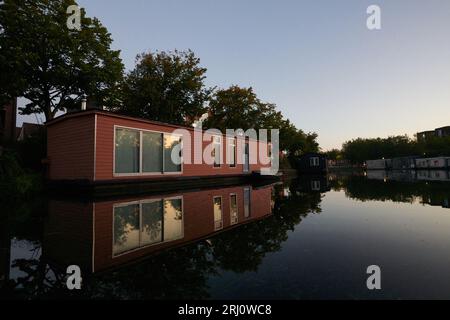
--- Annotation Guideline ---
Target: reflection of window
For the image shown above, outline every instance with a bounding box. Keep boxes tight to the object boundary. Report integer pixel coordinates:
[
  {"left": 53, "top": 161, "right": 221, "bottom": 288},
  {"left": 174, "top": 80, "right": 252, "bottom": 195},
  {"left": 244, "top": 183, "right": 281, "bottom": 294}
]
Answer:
[
  {"left": 230, "top": 194, "right": 238, "bottom": 225},
  {"left": 311, "top": 180, "right": 321, "bottom": 191},
  {"left": 113, "top": 197, "right": 183, "bottom": 256},
  {"left": 228, "top": 138, "right": 236, "bottom": 167},
  {"left": 244, "top": 187, "right": 251, "bottom": 218},
  {"left": 310, "top": 157, "right": 320, "bottom": 167},
  {"left": 213, "top": 136, "right": 221, "bottom": 168},
  {"left": 115, "top": 128, "right": 140, "bottom": 173},
  {"left": 114, "top": 127, "right": 182, "bottom": 175},
  {"left": 213, "top": 196, "right": 223, "bottom": 230}
]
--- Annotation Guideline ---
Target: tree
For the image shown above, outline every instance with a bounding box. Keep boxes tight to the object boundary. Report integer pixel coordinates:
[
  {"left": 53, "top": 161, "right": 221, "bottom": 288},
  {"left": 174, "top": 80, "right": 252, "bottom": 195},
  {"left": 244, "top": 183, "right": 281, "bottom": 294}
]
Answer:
[
  {"left": 120, "top": 50, "right": 212, "bottom": 126},
  {"left": 0, "top": 0, "right": 124, "bottom": 121},
  {"left": 204, "top": 85, "right": 319, "bottom": 156}
]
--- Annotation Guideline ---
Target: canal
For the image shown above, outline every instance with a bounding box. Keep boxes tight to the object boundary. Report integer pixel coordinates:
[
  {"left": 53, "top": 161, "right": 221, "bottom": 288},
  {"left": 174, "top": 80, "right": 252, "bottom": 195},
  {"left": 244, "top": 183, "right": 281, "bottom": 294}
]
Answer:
[{"left": 1, "top": 171, "right": 450, "bottom": 299}]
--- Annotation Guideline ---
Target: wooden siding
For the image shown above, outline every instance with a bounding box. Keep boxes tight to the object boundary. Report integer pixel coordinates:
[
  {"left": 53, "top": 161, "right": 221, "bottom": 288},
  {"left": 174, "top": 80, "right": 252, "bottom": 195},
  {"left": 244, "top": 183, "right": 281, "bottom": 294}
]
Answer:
[
  {"left": 95, "top": 113, "right": 271, "bottom": 181},
  {"left": 47, "top": 114, "right": 95, "bottom": 180}
]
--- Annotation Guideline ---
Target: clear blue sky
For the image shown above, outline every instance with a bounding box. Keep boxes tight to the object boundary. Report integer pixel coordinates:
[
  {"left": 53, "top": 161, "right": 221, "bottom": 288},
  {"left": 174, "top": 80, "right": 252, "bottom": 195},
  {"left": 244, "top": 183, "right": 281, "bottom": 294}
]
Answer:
[{"left": 18, "top": 0, "right": 450, "bottom": 150}]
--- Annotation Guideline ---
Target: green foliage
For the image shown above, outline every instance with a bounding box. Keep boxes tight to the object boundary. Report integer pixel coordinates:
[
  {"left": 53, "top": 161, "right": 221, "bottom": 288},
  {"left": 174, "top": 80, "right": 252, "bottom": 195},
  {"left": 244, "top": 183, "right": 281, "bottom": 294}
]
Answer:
[
  {"left": 119, "top": 50, "right": 212, "bottom": 126},
  {"left": 342, "top": 135, "right": 417, "bottom": 163},
  {"left": 341, "top": 135, "right": 450, "bottom": 163},
  {"left": 0, "top": 0, "right": 124, "bottom": 120},
  {"left": 0, "top": 150, "right": 43, "bottom": 198},
  {"left": 204, "top": 86, "right": 319, "bottom": 157},
  {"left": 324, "top": 148, "right": 342, "bottom": 160}
]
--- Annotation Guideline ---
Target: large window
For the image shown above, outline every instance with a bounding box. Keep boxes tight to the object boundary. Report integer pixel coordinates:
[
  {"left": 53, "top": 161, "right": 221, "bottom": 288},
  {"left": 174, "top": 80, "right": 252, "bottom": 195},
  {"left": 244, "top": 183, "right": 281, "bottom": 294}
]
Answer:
[
  {"left": 114, "top": 127, "right": 182, "bottom": 175},
  {"left": 115, "top": 128, "right": 140, "bottom": 174},
  {"left": 228, "top": 138, "right": 236, "bottom": 167},
  {"left": 113, "top": 197, "right": 183, "bottom": 256}
]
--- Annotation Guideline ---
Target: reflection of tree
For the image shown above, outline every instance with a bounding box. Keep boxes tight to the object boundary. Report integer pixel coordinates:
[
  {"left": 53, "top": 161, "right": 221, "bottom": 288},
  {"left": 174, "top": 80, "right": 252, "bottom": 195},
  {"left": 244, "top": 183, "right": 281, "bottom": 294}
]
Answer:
[
  {"left": 113, "top": 204, "right": 139, "bottom": 247},
  {"left": 3, "top": 181, "right": 323, "bottom": 299},
  {"left": 210, "top": 185, "right": 322, "bottom": 272},
  {"left": 331, "top": 174, "right": 450, "bottom": 208}
]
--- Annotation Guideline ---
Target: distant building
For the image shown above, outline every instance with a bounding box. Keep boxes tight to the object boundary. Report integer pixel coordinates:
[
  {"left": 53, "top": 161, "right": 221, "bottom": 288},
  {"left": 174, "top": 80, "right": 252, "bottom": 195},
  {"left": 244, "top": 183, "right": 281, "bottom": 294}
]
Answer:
[
  {"left": 435, "top": 126, "right": 450, "bottom": 138},
  {"left": 0, "top": 98, "right": 17, "bottom": 143},
  {"left": 17, "top": 122, "right": 44, "bottom": 141},
  {"left": 417, "top": 126, "right": 450, "bottom": 142}
]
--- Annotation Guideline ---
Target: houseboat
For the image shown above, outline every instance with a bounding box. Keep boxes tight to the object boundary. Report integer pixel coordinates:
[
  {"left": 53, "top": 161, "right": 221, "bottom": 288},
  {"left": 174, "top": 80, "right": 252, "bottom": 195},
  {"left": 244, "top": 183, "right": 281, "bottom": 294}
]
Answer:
[
  {"left": 46, "top": 110, "right": 276, "bottom": 193},
  {"left": 366, "top": 158, "right": 393, "bottom": 170},
  {"left": 296, "top": 152, "right": 328, "bottom": 174},
  {"left": 392, "top": 156, "right": 418, "bottom": 170}
]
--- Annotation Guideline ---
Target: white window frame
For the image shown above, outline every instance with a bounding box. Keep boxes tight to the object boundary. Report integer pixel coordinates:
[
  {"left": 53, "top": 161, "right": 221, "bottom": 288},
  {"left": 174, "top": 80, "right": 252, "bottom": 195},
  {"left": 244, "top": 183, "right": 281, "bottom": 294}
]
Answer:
[
  {"left": 113, "top": 125, "right": 183, "bottom": 177},
  {"left": 310, "top": 157, "right": 320, "bottom": 167}
]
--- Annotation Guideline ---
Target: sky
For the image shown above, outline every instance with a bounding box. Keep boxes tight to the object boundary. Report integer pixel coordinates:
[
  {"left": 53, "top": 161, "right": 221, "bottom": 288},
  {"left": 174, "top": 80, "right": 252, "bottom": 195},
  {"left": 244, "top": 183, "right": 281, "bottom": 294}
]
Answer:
[{"left": 17, "top": 0, "right": 450, "bottom": 150}]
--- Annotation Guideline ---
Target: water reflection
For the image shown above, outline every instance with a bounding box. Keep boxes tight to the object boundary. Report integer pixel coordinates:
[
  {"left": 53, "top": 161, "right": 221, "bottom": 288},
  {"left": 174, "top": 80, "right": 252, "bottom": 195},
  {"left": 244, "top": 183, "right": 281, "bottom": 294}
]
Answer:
[
  {"left": 2, "top": 171, "right": 450, "bottom": 299},
  {"left": 330, "top": 170, "right": 450, "bottom": 209},
  {"left": 3, "top": 182, "right": 320, "bottom": 298}
]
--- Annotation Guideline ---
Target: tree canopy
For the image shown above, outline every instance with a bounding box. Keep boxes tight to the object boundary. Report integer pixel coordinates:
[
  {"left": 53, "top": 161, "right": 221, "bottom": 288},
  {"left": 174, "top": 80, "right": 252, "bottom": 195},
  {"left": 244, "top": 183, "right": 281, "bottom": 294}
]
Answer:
[
  {"left": 203, "top": 86, "right": 319, "bottom": 156},
  {"left": 119, "top": 50, "right": 212, "bottom": 126},
  {"left": 0, "top": 0, "right": 124, "bottom": 120}
]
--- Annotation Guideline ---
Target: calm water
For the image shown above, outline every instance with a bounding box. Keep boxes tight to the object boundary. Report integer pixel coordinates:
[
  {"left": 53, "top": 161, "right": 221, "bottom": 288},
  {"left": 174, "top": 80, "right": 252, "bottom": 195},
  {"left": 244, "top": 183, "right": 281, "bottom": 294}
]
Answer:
[{"left": 1, "top": 170, "right": 450, "bottom": 299}]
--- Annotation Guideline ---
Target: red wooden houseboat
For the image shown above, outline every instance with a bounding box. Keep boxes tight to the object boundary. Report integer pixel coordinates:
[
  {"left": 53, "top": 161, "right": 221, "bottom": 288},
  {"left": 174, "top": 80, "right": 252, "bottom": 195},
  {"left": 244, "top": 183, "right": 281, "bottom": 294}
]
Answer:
[{"left": 46, "top": 110, "right": 276, "bottom": 193}]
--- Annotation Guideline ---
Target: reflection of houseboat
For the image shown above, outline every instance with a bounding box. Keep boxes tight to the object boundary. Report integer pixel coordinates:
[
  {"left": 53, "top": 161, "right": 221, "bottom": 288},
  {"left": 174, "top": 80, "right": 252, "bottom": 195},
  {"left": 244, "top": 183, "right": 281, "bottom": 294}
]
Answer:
[
  {"left": 296, "top": 175, "right": 331, "bottom": 193},
  {"left": 46, "top": 110, "right": 274, "bottom": 193},
  {"left": 415, "top": 157, "right": 450, "bottom": 170},
  {"left": 416, "top": 170, "right": 450, "bottom": 182},
  {"left": 43, "top": 184, "right": 273, "bottom": 273}
]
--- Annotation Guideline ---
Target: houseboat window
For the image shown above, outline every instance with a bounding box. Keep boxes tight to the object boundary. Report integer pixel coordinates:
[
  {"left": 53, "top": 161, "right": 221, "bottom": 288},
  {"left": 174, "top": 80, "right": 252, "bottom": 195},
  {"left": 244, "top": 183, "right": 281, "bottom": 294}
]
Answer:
[
  {"left": 142, "top": 132, "right": 163, "bottom": 173},
  {"left": 310, "top": 157, "right": 320, "bottom": 167},
  {"left": 114, "top": 127, "right": 182, "bottom": 175},
  {"left": 164, "top": 134, "right": 182, "bottom": 173},
  {"left": 244, "top": 187, "right": 251, "bottom": 218},
  {"left": 213, "top": 136, "right": 221, "bottom": 167},
  {"left": 141, "top": 200, "right": 163, "bottom": 246},
  {"left": 113, "top": 203, "right": 140, "bottom": 255},
  {"left": 115, "top": 128, "right": 140, "bottom": 174},
  {"left": 113, "top": 197, "right": 184, "bottom": 256},
  {"left": 228, "top": 138, "right": 236, "bottom": 167},
  {"left": 230, "top": 194, "right": 238, "bottom": 225},
  {"left": 213, "top": 196, "right": 223, "bottom": 230}
]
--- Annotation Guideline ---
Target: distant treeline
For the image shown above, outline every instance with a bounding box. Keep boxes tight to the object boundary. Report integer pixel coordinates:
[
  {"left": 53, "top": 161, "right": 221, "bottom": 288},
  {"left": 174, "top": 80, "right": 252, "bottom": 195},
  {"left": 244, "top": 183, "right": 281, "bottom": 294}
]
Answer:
[{"left": 326, "top": 135, "right": 450, "bottom": 164}]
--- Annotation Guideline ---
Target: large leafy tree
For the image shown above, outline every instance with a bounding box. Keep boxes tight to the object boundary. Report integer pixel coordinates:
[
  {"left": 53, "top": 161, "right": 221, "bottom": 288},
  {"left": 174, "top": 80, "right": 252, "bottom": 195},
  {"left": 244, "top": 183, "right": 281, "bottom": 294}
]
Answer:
[
  {"left": 0, "top": 0, "right": 124, "bottom": 121},
  {"left": 204, "top": 85, "right": 319, "bottom": 156},
  {"left": 120, "top": 50, "right": 212, "bottom": 125}
]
